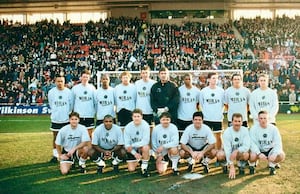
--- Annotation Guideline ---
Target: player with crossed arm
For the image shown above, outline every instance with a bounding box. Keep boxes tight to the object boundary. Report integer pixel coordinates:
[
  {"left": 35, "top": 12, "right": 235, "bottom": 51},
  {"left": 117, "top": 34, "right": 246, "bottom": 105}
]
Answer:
[
  {"left": 177, "top": 73, "right": 200, "bottom": 136},
  {"left": 249, "top": 73, "right": 279, "bottom": 125},
  {"left": 224, "top": 73, "right": 251, "bottom": 127},
  {"left": 151, "top": 112, "right": 180, "bottom": 175},
  {"left": 249, "top": 110, "right": 285, "bottom": 175},
  {"left": 114, "top": 71, "right": 136, "bottom": 127},
  {"left": 124, "top": 108, "right": 151, "bottom": 177},
  {"left": 135, "top": 66, "right": 156, "bottom": 125},
  {"left": 72, "top": 69, "right": 96, "bottom": 137},
  {"left": 88, "top": 114, "right": 126, "bottom": 174},
  {"left": 55, "top": 112, "right": 90, "bottom": 175},
  {"left": 217, "top": 113, "right": 250, "bottom": 179},
  {"left": 94, "top": 74, "right": 115, "bottom": 126},
  {"left": 180, "top": 111, "right": 217, "bottom": 173},
  {"left": 48, "top": 74, "right": 73, "bottom": 163}
]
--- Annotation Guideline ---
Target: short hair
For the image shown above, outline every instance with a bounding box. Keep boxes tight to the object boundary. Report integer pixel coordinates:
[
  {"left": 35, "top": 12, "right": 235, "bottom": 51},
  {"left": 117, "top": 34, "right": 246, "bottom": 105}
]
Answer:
[
  {"left": 258, "top": 73, "right": 269, "bottom": 80},
  {"left": 160, "top": 111, "right": 171, "bottom": 119},
  {"left": 193, "top": 111, "right": 203, "bottom": 119},
  {"left": 132, "top": 108, "right": 143, "bottom": 115},
  {"left": 232, "top": 113, "right": 243, "bottom": 121},
  {"left": 69, "top": 111, "right": 80, "bottom": 119},
  {"left": 258, "top": 110, "right": 268, "bottom": 116},
  {"left": 81, "top": 69, "right": 91, "bottom": 76},
  {"left": 120, "top": 71, "right": 132, "bottom": 79},
  {"left": 207, "top": 72, "right": 218, "bottom": 79},
  {"left": 55, "top": 74, "right": 65, "bottom": 80},
  {"left": 141, "top": 66, "right": 151, "bottom": 71},
  {"left": 183, "top": 73, "right": 192, "bottom": 79},
  {"left": 231, "top": 73, "right": 242, "bottom": 80},
  {"left": 159, "top": 67, "right": 169, "bottom": 73},
  {"left": 101, "top": 74, "right": 110, "bottom": 80},
  {"left": 103, "top": 114, "right": 114, "bottom": 120}
]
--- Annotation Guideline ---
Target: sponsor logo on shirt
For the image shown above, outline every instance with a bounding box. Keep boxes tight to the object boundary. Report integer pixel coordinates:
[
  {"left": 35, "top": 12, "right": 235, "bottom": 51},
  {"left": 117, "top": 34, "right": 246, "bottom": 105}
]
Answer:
[
  {"left": 78, "top": 96, "right": 92, "bottom": 102},
  {"left": 118, "top": 96, "right": 132, "bottom": 101},
  {"left": 206, "top": 99, "right": 220, "bottom": 104},
  {"left": 99, "top": 100, "right": 113, "bottom": 106},
  {"left": 54, "top": 101, "right": 68, "bottom": 107},
  {"left": 181, "top": 97, "right": 196, "bottom": 103},
  {"left": 230, "top": 97, "right": 247, "bottom": 103},
  {"left": 138, "top": 91, "right": 150, "bottom": 97}
]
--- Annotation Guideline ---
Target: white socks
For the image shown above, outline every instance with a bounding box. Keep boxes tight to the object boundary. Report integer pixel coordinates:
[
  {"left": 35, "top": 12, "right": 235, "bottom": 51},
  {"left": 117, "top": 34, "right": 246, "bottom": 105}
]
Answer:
[
  {"left": 141, "top": 160, "right": 149, "bottom": 171},
  {"left": 53, "top": 149, "right": 58, "bottom": 158},
  {"left": 79, "top": 157, "right": 87, "bottom": 168},
  {"left": 202, "top": 157, "right": 210, "bottom": 165},
  {"left": 269, "top": 162, "right": 276, "bottom": 168},
  {"left": 112, "top": 157, "right": 122, "bottom": 165},
  {"left": 249, "top": 161, "right": 256, "bottom": 167},
  {"left": 170, "top": 155, "right": 180, "bottom": 171},
  {"left": 187, "top": 157, "right": 195, "bottom": 165},
  {"left": 94, "top": 157, "right": 106, "bottom": 167}
]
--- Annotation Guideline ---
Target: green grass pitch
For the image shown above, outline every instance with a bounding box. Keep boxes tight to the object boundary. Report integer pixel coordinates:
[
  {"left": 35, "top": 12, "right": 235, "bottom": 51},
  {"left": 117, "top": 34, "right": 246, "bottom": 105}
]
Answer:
[{"left": 0, "top": 114, "right": 299, "bottom": 194}]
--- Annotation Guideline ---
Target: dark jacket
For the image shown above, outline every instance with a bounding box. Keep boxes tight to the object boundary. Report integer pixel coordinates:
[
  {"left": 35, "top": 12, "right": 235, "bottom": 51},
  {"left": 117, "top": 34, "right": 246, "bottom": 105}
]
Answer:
[{"left": 150, "top": 80, "right": 179, "bottom": 123}]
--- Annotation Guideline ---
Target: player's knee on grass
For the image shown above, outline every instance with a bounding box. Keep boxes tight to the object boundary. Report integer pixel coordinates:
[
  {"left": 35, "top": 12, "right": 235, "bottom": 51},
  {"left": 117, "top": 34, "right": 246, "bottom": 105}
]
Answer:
[
  {"left": 155, "top": 156, "right": 167, "bottom": 174},
  {"left": 157, "top": 160, "right": 168, "bottom": 174},
  {"left": 127, "top": 160, "right": 139, "bottom": 172},
  {"left": 60, "top": 163, "right": 71, "bottom": 175}
]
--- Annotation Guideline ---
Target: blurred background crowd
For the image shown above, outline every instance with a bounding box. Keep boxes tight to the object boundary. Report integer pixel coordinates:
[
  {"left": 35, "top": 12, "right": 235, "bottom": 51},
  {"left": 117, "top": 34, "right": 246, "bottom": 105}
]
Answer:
[{"left": 0, "top": 16, "right": 299, "bottom": 105}]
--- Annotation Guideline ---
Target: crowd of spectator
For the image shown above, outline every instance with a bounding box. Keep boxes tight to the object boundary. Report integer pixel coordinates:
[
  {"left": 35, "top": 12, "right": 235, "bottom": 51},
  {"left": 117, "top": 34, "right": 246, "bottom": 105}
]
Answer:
[{"left": 0, "top": 16, "right": 299, "bottom": 106}]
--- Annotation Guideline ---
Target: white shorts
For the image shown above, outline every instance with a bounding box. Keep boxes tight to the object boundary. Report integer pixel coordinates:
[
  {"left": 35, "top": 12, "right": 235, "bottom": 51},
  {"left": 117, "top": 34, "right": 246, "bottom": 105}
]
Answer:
[{"left": 152, "top": 148, "right": 168, "bottom": 159}]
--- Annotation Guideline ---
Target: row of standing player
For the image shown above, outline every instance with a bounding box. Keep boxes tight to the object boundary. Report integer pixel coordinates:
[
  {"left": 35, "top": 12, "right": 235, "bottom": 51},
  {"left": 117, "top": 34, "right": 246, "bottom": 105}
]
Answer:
[{"left": 48, "top": 66, "right": 282, "bottom": 176}]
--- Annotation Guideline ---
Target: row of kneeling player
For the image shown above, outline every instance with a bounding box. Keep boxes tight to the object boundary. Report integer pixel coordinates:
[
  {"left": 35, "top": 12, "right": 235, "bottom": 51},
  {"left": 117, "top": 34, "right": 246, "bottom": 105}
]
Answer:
[{"left": 55, "top": 109, "right": 285, "bottom": 178}]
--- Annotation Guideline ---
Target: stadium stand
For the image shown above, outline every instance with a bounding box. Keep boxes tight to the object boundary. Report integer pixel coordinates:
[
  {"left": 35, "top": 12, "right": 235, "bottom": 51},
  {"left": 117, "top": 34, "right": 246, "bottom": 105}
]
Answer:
[{"left": 0, "top": 17, "right": 299, "bottom": 105}]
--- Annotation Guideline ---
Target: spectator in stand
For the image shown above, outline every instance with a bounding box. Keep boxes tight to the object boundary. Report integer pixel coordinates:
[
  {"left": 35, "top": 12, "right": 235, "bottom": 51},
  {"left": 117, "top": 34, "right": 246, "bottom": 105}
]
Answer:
[{"left": 0, "top": 17, "right": 299, "bottom": 103}]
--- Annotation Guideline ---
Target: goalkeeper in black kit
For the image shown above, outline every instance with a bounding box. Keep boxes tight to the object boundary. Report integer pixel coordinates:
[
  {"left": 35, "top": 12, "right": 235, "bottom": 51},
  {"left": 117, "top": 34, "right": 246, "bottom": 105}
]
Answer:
[{"left": 150, "top": 67, "right": 179, "bottom": 125}]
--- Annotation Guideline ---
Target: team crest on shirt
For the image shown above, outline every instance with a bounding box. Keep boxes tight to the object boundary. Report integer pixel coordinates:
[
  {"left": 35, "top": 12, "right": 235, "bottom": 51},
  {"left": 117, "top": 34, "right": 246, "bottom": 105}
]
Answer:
[
  {"left": 136, "top": 131, "right": 139, "bottom": 135},
  {"left": 187, "top": 92, "right": 190, "bottom": 96},
  {"left": 263, "top": 134, "right": 267, "bottom": 138},
  {"left": 123, "top": 90, "right": 127, "bottom": 94},
  {"left": 84, "top": 91, "right": 87, "bottom": 95},
  {"left": 211, "top": 93, "right": 215, "bottom": 97},
  {"left": 104, "top": 95, "right": 108, "bottom": 99},
  {"left": 235, "top": 92, "right": 239, "bottom": 96},
  {"left": 157, "top": 88, "right": 161, "bottom": 93},
  {"left": 143, "top": 86, "right": 146, "bottom": 90},
  {"left": 163, "top": 134, "right": 167, "bottom": 138},
  {"left": 59, "top": 96, "right": 62, "bottom": 99},
  {"left": 262, "top": 96, "right": 265, "bottom": 100},
  {"left": 234, "top": 137, "right": 239, "bottom": 142},
  {"left": 106, "top": 132, "right": 109, "bottom": 137}
]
